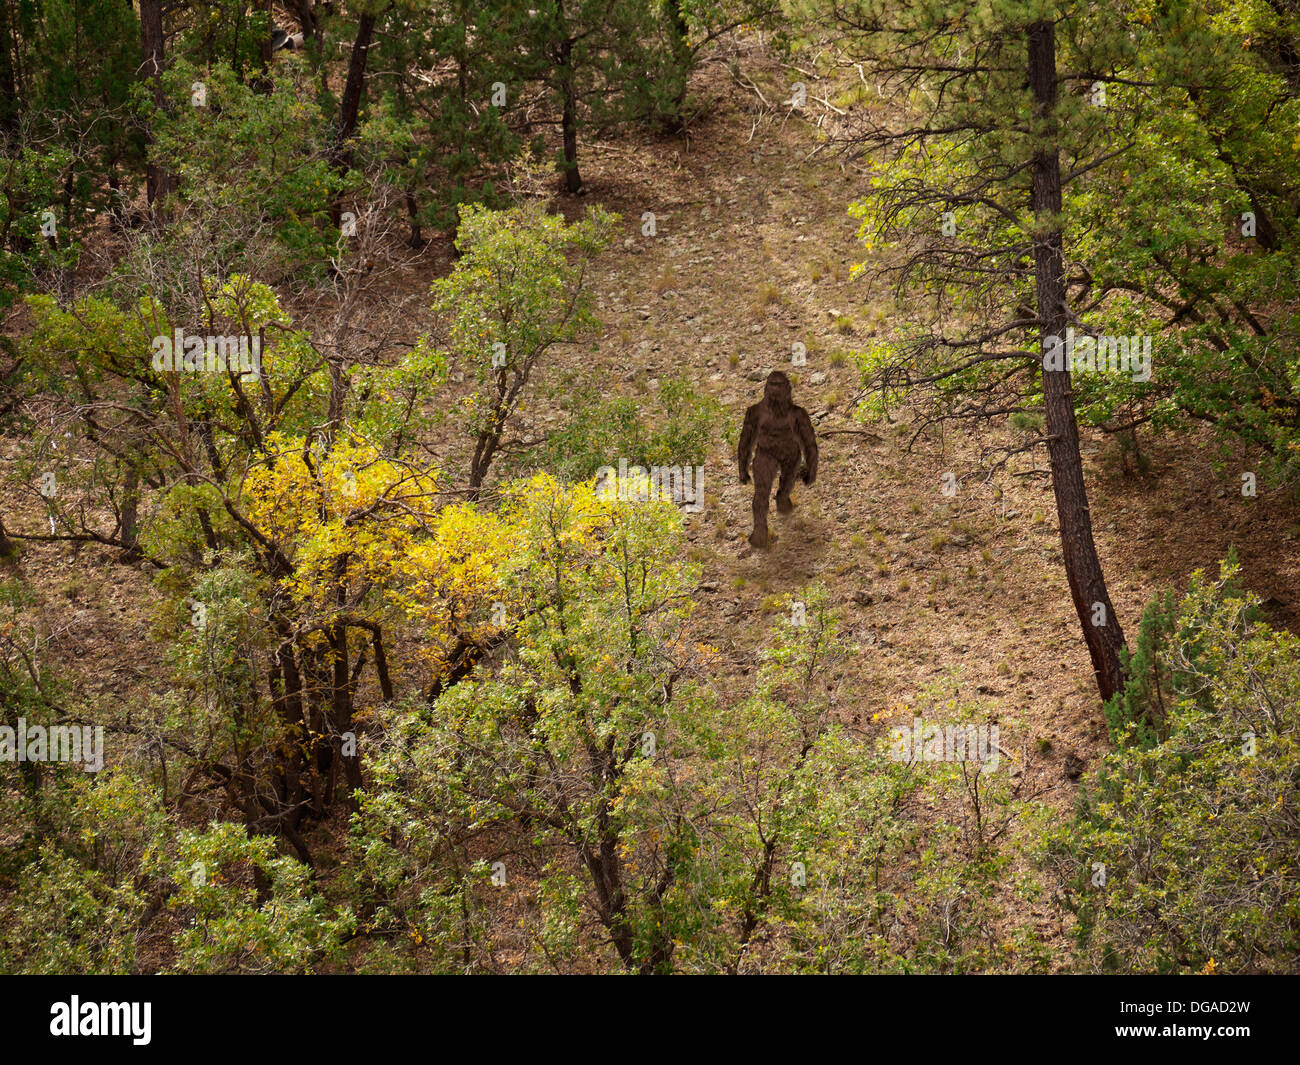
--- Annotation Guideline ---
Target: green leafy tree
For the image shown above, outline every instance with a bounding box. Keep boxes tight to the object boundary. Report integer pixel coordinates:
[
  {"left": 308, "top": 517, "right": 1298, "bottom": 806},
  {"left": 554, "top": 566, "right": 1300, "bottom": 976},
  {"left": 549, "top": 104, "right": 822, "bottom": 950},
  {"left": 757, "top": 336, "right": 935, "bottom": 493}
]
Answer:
[
  {"left": 428, "top": 201, "right": 617, "bottom": 492},
  {"left": 1049, "top": 556, "right": 1300, "bottom": 973},
  {"left": 810, "top": 0, "right": 1163, "bottom": 699}
]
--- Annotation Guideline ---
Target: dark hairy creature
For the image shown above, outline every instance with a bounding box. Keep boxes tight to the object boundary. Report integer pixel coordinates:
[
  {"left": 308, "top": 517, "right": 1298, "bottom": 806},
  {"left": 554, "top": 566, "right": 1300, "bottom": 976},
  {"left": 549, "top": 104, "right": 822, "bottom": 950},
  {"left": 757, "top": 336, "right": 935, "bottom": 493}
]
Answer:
[{"left": 738, "top": 371, "right": 818, "bottom": 548}]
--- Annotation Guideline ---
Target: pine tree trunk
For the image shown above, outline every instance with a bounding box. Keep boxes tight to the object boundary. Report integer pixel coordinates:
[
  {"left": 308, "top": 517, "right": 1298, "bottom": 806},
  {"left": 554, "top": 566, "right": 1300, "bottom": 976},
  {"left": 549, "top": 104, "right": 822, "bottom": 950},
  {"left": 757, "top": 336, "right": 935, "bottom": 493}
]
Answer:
[
  {"left": 331, "top": 10, "right": 377, "bottom": 227},
  {"left": 661, "top": 0, "right": 693, "bottom": 131},
  {"left": 1027, "top": 20, "right": 1127, "bottom": 702},
  {"left": 335, "top": 12, "right": 376, "bottom": 166},
  {"left": 0, "top": 0, "right": 20, "bottom": 135},
  {"left": 139, "top": 0, "right": 174, "bottom": 209},
  {"left": 558, "top": 35, "right": 581, "bottom": 193}
]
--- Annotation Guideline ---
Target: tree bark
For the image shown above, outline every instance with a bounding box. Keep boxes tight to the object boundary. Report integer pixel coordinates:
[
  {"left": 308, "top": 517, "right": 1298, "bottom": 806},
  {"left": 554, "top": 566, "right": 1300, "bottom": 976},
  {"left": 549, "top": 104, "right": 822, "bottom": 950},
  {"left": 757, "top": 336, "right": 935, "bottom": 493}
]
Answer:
[
  {"left": 1028, "top": 20, "right": 1127, "bottom": 702},
  {"left": 0, "top": 0, "right": 20, "bottom": 134},
  {"left": 139, "top": 0, "right": 174, "bottom": 209},
  {"left": 330, "top": 10, "right": 378, "bottom": 227},
  {"left": 557, "top": 35, "right": 582, "bottom": 193},
  {"left": 294, "top": 0, "right": 323, "bottom": 49},
  {"left": 334, "top": 11, "right": 376, "bottom": 167}
]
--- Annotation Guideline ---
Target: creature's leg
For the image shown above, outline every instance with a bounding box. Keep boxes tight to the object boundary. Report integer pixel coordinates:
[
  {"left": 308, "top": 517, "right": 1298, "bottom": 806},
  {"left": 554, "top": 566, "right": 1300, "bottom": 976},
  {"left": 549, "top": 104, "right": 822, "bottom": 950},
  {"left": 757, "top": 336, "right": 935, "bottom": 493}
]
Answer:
[
  {"left": 749, "top": 451, "right": 778, "bottom": 548},
  {"left": 775, "top": 450, "right": 801, "bottom": 513}
]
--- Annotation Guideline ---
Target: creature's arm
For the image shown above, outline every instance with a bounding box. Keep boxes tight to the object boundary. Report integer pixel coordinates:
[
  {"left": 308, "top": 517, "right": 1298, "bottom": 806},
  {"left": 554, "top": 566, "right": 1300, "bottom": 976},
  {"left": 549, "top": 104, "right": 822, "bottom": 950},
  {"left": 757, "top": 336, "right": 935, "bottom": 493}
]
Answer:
[
  {"left": 738, "top": 405, "right": 758, "bottom": 484},
  {"left": 795, "top": 407, "right": 818, "bottom": 485}
]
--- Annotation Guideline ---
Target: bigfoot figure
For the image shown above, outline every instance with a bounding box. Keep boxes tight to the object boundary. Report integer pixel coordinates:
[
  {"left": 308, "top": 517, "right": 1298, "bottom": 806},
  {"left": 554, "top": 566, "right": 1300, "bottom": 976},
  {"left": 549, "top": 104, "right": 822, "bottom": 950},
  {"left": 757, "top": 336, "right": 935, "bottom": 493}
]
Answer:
[{"left": 738, "top": 371, "right": 818, "bottom": 548}]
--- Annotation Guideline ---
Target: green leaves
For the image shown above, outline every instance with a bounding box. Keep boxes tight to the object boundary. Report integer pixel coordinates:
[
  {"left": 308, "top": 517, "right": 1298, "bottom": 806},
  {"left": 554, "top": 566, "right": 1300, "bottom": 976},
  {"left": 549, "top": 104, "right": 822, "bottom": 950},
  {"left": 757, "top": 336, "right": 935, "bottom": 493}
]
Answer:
[
  {"left": 427, "top": 202, "right": 616, "bottom": 488},
  {"left": 142, "top": 59, "right": 347, "bottom": 278},
  {"left": 149, "top": 822, "right": 353, "bottom": 975},
  {"left": 1051, "top": 554, "right": 1300, "bottom": 972}
]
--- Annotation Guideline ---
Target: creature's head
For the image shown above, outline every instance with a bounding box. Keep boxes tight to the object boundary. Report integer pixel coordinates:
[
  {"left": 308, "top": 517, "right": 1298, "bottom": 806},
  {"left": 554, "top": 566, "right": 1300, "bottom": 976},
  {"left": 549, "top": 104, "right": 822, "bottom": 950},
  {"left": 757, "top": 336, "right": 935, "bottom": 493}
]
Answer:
[{"left": 764, "top": 370, "right": 793, "bottom": 414}]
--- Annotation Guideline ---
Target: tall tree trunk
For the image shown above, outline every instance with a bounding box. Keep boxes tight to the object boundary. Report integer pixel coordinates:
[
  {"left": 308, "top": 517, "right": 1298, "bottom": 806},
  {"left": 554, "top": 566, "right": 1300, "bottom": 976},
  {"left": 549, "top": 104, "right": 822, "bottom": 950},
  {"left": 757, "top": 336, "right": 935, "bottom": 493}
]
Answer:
[
  {"left": 271, "top": 634, "right": 309, "bottom": 827},
  {"left": 0, "top": 0, "right": 20, "bottom": 135},
  {"left": 334, "top": 11, "right": 376, "bottom": 164},
  {"left": 1028, "top": 20, "right": 1126, "bottom": 702},
  {"left": 294, "top": 0, "right": 323, "bottom": 49},
  {"left": 330, "top": 11, "right": 377, "bottom": 225},
  {"left": 558, "top": 37, "right": 581, "bottom": 193},
  {"left": 139, "top": 0, "right": 174, "bottom": 210},
  {"left": 660, "top": 0, "right": 693, "bottom": 131},
  {"left": 251, "top": 0, "right": 275, "bottom": 91}
]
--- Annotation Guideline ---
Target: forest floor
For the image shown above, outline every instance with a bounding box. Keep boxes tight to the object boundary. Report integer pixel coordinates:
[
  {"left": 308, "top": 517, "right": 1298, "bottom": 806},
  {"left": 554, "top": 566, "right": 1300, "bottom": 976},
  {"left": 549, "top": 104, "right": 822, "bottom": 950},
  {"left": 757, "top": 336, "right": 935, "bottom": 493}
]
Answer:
[{"left": 4, "top": 30, "right": 1298, "bottom": 968}]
